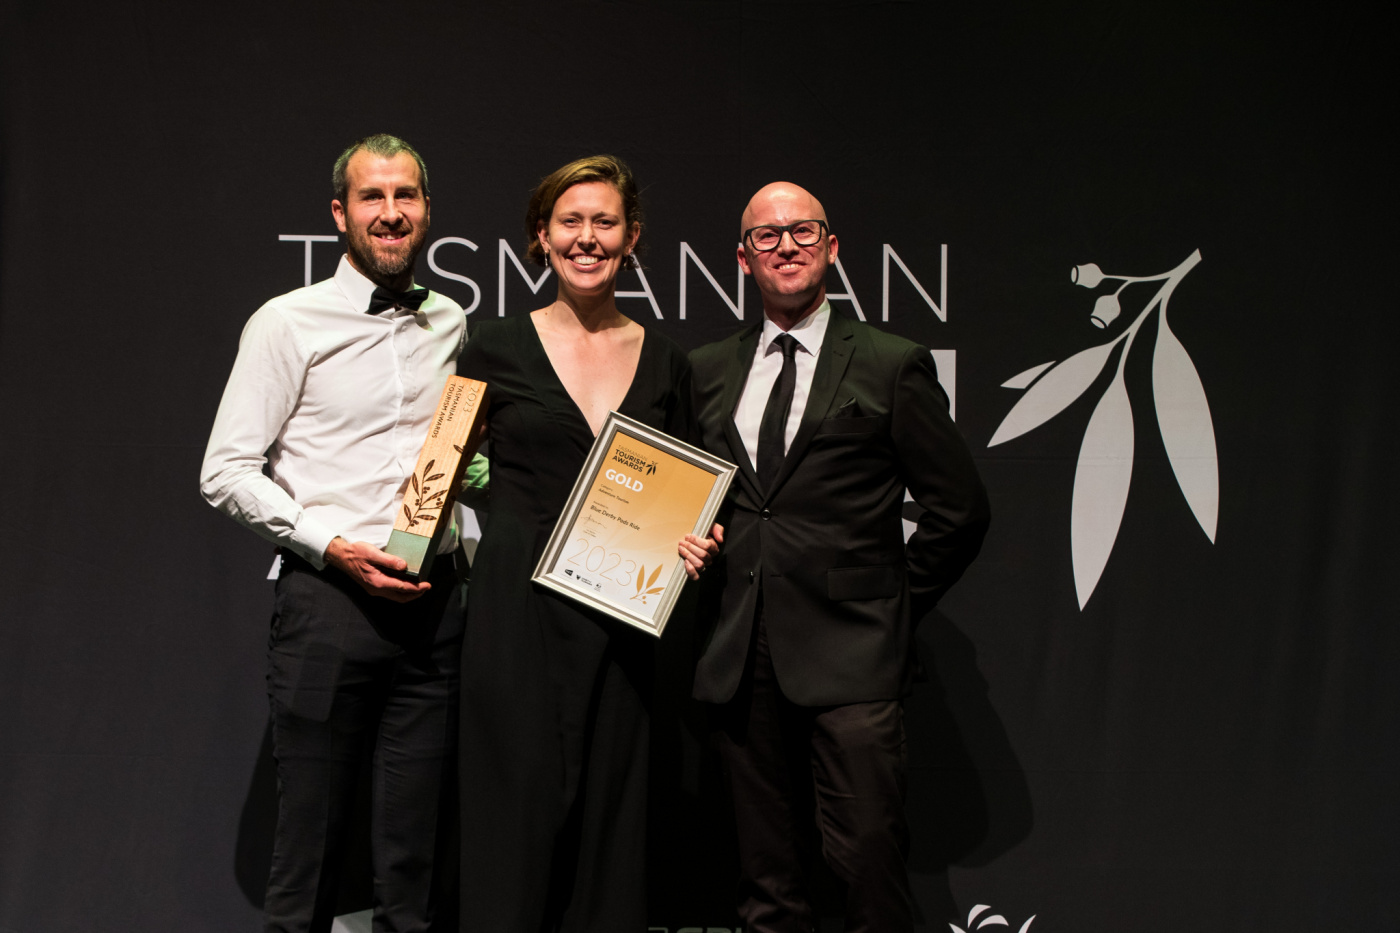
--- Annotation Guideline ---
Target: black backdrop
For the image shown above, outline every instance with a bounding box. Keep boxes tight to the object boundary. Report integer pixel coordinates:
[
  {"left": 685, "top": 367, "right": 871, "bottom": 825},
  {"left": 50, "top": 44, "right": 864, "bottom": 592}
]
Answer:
[{"left": 1, "top": 3, "right": 1394, "bottom": 931}]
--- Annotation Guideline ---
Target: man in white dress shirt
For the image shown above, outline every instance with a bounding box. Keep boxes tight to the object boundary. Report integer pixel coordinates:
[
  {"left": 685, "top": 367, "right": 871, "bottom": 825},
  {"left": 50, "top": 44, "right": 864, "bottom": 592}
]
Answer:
[
  {"left": 689, "top": 182, "right": 990, "bottom": 932},
  {"left": 201, "top": 134, "right": 467, "bottom": 933}
]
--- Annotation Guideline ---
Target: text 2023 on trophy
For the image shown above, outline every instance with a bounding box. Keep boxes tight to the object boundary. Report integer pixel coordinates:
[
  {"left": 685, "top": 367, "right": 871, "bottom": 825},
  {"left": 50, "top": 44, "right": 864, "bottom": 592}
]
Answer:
[{"left": 384, "top": 376, "right": 488, "bottom": 579}]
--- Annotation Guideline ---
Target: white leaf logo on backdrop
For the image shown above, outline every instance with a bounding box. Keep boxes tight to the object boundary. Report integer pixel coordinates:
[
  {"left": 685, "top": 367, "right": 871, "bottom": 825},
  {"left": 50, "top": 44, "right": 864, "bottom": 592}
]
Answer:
[
  {"left": 950, "top": 903, "right": 1036, "bottom": 933},
  {"left": 989, "top": 250, "right": 1216, "bottom": 608}
]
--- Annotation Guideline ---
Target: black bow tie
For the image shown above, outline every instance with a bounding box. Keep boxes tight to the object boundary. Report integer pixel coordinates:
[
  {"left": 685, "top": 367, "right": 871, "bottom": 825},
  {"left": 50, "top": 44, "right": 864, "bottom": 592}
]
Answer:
[{"left": 367, "top": 285, "right": 429, "bottom": 315}]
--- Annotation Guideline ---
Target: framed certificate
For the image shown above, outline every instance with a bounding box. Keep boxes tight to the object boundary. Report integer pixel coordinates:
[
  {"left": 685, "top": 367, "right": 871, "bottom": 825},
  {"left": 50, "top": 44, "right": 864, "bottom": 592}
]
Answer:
[{"left": 531, "top": 411, "right": 736, "bottom": 637}]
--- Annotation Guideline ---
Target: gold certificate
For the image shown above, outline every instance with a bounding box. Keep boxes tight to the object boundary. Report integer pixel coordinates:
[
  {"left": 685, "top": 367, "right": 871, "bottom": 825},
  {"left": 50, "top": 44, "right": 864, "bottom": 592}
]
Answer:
[{"left": 531, "top": 411, "right": 736, "bottom": 637}]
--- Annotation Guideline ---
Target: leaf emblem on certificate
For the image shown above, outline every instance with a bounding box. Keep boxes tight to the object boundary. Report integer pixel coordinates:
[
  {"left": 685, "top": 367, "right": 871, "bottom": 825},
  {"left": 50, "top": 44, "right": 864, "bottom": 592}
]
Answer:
[{"left": 630, "top": 564, "right": 666, "bottom": 604}]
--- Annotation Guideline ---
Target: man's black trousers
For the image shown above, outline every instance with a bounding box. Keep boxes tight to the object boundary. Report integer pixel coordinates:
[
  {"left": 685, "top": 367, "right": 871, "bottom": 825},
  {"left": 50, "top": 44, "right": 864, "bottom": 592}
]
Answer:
[
  {"left": 711, "top": 614, "right": 913, "bottom": 933},
  {"left": 263, "top": 553, "right": 463, "bottom": 933}
]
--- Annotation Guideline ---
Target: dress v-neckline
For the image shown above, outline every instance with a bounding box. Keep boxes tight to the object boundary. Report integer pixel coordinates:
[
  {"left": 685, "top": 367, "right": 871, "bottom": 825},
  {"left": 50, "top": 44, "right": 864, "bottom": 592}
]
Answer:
[{"left": 525, "top": 314, "right": 647, "bottom": 439}]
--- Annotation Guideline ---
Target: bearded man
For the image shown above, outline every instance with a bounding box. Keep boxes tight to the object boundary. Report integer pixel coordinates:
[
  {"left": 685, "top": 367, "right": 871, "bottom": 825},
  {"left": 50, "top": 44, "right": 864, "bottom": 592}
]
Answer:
[{"left": 202, "top": 134, "right": 467, "bottom": 932}]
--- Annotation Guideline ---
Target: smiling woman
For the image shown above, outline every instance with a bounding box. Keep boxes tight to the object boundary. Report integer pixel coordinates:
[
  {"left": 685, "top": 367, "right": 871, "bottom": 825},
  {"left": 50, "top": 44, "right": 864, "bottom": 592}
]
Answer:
[
  {"left": 524, "top": 154, "right": 643, "bottom": 269},
  {"left": 455, "top": 155, "right": 718, "bottom": 932}
]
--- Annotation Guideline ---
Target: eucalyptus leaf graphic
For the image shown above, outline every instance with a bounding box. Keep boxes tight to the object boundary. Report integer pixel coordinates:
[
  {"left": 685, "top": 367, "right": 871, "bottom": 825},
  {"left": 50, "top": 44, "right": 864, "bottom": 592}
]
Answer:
[
  {"left": 425, "top": 473, "right": 445, "bottom": 482},
  {"left": 410, "top": 473, "right": 420, "bottom": 493},
  {"left": 403, "top": 505, "right": 412, "bottom": 523},
  {"left": 1018, "top": 917, "right": 1037, "bottom": 933},
  {"left": 646, "top": 564, "right": 663, "bottom": 590},
  {"left": 1001, "top": 360, "right": 1055, "bottom": 390},
  {"left": 989, "top": 339, "right": 1119, "bottom": 446},
  {"left": 1070, "top": 367, "right": 1134, "bottom": 609},
  {"left": 1153, "top": 309, "right": 1218, "bottom": 542},
  {"left": 636, "top": 567, "right": 645, "bottom": 594},
  {"left": 993, "top": 249, "right": 1211, "bottom": 609}
]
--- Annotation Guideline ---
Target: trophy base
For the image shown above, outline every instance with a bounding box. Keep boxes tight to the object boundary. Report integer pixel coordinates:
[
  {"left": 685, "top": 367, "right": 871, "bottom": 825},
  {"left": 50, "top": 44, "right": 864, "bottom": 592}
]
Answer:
[{"left": 385, "top": 528, "right": 435, "bottom": 581}]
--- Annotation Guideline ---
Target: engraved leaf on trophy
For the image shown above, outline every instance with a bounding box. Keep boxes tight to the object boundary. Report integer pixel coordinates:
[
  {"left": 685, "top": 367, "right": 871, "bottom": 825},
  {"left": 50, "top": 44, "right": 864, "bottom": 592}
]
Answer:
[
  {"left": 404, "top": 458, "right": 454, "bottom": 529},
  {"left": 1152, "top": 308, "right": 1218, "bottom": 542},
  {"left": 454, "top": 444, "right": 465, "bottom": 454},
  {"left": 1070, "top": 367, "right": 1134, "bottom": 609},
  {"left": 988, "top": 339, "right": 1120, "bottom": 446}
]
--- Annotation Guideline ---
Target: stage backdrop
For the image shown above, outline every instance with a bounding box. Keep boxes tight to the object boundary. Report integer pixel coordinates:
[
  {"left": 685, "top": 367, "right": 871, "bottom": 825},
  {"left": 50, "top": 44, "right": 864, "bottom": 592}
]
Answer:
[{"left": 1, "top": 3, "right": 1394, "bottom": 931}]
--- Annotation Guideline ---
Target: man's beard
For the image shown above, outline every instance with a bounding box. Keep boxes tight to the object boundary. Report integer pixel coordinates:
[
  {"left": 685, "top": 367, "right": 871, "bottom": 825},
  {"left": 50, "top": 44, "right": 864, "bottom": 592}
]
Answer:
[{"left": 345, "top": 221, "right": 428, "bottom": 284}]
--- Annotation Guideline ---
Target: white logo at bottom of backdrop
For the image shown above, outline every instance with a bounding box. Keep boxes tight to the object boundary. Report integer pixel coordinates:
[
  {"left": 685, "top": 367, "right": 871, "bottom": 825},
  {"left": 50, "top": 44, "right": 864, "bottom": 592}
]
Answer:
[
  {"left": 988, "top": 250, "right": 1217, "bottom": 609},
  {"left": 951, "top": 903, "right": 1036, "bottom": 933}
]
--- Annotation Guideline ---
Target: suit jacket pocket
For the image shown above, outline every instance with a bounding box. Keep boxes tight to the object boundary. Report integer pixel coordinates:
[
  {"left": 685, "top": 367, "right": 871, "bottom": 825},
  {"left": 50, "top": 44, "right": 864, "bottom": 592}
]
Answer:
[
  {"left": 815, "top": 414, "right": 882, "bottom": 435},
  {"left": 826, "top": 564, "right": 901, "bottom": 601}
]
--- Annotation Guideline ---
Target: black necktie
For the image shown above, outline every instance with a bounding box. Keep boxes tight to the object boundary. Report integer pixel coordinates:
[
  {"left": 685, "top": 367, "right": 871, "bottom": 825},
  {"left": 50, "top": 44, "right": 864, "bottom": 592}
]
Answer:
[
  {"left": 757, "top": 333, "right": 800, "bottom": 493},
  {"left": 367, "top": 285, "right": 429, "bottom": 315}
]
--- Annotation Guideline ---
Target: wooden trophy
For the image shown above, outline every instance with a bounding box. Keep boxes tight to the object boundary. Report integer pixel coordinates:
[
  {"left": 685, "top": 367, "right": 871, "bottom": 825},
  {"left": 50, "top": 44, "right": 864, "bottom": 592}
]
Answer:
[{"left": 384, "top": 376, "right": 488, "bottom": 579}]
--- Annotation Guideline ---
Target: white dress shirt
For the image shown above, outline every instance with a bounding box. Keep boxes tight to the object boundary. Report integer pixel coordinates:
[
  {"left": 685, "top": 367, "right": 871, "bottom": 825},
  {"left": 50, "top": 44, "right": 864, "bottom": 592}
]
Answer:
[
  {"left": 201, "top": 255, "right": 467, "bottom": 569},
  {"left": 733, "top": 301, "right": 832, "bottom": 468}
]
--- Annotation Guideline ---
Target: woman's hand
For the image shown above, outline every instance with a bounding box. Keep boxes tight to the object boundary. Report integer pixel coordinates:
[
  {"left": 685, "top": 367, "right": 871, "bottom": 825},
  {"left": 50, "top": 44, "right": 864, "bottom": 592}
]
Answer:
[{"left": 679, "top": 523, "right": 724, "bottom": 581}]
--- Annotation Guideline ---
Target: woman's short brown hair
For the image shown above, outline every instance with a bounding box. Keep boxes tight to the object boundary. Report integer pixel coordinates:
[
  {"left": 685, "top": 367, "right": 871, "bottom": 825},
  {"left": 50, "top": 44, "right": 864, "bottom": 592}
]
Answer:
[{"left": 525, "top": 154, "right": 643, "bottom": 268}]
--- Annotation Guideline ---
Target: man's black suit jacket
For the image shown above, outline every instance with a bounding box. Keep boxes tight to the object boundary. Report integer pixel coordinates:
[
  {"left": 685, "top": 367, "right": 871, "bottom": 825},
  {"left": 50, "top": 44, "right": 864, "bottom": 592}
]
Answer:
[{"left": 690, "top": 311, "right": 990, "bottom": 707}]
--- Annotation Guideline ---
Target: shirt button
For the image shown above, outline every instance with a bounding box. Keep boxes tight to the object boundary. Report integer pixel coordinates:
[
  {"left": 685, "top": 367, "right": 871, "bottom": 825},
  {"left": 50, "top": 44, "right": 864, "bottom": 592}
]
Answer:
[{"left": 760, "top": 508, "right": 772, "bottom": 521}]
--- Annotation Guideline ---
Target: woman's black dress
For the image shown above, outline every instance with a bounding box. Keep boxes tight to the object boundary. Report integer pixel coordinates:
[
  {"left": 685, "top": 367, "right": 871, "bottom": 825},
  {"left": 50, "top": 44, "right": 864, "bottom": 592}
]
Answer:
[{"left": 457, "top": 314, "right": 693, "bottom": 932}]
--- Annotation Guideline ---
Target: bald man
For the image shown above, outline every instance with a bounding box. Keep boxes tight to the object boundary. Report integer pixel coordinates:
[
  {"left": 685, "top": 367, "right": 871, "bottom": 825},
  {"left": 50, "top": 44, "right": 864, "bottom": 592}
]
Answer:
[{"left": 689, "top": 183, "right": 990, "bottom": 932}]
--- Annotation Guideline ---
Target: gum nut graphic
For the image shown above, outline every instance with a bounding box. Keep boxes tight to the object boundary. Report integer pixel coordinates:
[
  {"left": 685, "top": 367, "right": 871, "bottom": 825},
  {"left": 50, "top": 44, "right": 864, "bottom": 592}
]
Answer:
[
  {"left": 1072, "top": 262, "right": 1105, "bottom": 288},
  {"left": 1090, "top": 294, "right": 1121, "bottom": 328}
]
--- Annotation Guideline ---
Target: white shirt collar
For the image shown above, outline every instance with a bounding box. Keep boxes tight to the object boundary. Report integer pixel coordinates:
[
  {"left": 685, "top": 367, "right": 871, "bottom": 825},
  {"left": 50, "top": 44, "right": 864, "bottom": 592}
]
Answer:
[
  {"left": 333, "top": 254, "right": 418, "bottom": 314},
  {"left": 760, "top": 300, "right": 831, "bottom": 357}
]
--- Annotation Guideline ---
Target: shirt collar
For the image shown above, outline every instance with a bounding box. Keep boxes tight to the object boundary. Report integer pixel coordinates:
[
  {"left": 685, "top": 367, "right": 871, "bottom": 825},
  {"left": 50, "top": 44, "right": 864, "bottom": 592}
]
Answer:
[
  {"left": 333, "top": 254, "right": 418, "bottom": 314},
  {"left": 761, "top": 300, "right": 831, "bottom": 357}
]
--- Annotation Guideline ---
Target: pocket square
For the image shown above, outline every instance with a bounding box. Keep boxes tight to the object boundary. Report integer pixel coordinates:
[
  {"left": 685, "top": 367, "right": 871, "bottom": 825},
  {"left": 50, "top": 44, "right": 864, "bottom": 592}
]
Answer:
[{"left": 830, "top": 396, "right": 861, "bottom": 418}]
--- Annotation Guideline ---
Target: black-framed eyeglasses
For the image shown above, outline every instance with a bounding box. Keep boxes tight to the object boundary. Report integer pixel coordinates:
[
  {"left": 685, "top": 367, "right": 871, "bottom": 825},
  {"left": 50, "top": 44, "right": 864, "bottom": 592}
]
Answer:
[{"left": 743, "top": 219, "right": 829, "bottom": 252}]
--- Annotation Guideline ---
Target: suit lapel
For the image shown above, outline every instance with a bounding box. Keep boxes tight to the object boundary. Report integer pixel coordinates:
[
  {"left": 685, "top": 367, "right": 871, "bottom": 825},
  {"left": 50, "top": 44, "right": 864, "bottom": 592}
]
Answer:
[
  {"left": 721, "top": 325, "right": 763, "bottom": 501},
  {"left": 765, "top": 312, "right": 856, "bottom": 500}
]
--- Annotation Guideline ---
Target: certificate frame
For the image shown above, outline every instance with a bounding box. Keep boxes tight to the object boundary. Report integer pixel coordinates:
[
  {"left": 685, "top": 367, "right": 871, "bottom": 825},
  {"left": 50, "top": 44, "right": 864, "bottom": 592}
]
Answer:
[{"left": 531, "top": 411, "right": 736, "bottom": 638}]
